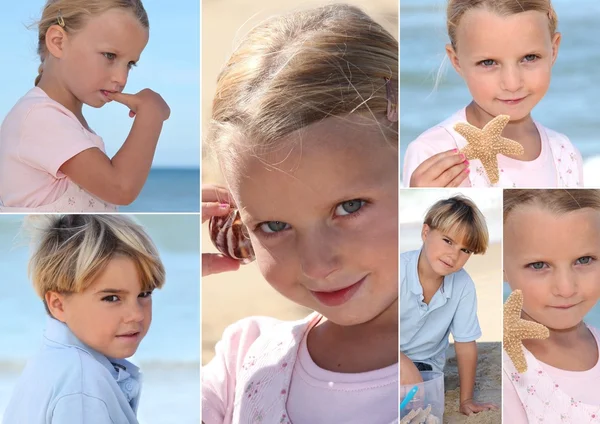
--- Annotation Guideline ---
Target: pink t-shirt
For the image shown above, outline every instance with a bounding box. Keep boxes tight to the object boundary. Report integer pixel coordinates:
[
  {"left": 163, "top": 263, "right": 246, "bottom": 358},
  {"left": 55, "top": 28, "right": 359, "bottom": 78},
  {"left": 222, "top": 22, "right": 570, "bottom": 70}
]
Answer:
[
  {"left": 402, "top": 108, "right": 583, "bottom": 188},
  {"left": 503, "top": 325, "right": 600, "bottom": 423},
  {"left": 202, "top": 314, "right": 399, "bottom": 424},
  {"left": 0, "top": 87, "right": 106, "bottom": 207}
]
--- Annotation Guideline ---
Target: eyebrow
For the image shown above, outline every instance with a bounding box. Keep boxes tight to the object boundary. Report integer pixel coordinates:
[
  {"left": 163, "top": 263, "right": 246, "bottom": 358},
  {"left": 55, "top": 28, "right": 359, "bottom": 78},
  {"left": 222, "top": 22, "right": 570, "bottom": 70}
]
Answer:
[{"left": 96, "top": 288, "right": 129, "bottom": 295}]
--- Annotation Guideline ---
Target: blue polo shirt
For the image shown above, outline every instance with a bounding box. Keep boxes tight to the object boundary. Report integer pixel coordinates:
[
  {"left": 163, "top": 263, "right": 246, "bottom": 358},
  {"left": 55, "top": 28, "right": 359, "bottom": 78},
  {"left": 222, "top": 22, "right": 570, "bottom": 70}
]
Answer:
[
  {"left": 3, "top": 317, "right": 141, "bottom": 424},
  {"left": 400, "top": 249, "right": 481, "bottom": 373}
]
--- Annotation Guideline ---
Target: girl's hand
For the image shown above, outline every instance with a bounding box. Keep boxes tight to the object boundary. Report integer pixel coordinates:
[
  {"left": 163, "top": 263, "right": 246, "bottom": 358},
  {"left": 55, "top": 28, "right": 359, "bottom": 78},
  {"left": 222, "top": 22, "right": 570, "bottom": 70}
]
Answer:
[
  {"left": 409, "top": 149, "right": 470, "bottom": 187},
  {"left": 107, "top": 89, "right": 171, "bottom": 121},
  {"left": 202, "top": 184, "right": 241, "bottom": 277},
  {"left": 400, "top": 352, "right": 423, "bottom": 386},
  {"left": 459, "top": 399, "right": 498, "bottom": 416}
]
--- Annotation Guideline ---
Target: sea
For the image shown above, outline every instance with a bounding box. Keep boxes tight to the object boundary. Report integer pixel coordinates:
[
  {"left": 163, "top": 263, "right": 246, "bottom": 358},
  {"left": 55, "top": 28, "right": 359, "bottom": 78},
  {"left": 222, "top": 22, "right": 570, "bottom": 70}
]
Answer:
[{"left": 0, "top": 214, "right": 200, "bottom": 423}]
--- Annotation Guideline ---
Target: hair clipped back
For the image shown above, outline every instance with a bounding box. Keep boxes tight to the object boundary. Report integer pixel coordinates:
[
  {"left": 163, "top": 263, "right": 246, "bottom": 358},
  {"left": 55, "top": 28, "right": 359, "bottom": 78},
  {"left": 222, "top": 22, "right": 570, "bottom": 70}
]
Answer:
[
  {"left": 504, "top": 189, "right": 600, "bottom": 222},
  {"left": 207, "top": 4, "right": 398, "bottom": 166},
  {"left": 424, "top": 194, "right": 489, "bottom": 254},
  {"left": 447, "top": 0, "right": 557, "bottom": 49},
  {"left": 26, "top": 214, "right": 165, "bottom": 314},
  {"left": 34, "top": 0, "right": 149, "bottom": 86}
]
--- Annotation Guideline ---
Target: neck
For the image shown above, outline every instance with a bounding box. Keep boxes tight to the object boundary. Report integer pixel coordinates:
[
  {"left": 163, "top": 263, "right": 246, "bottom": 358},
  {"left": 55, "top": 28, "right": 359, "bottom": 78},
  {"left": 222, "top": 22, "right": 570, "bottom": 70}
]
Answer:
[
  {"left": 417, "top": 249, "right": 443, "bottom": 288},
  {"left": 465, "top": 101, "right": 537, "bottom": 139},
  {"left": 37, "top": 73, "right": 84, "bottom": 118}
]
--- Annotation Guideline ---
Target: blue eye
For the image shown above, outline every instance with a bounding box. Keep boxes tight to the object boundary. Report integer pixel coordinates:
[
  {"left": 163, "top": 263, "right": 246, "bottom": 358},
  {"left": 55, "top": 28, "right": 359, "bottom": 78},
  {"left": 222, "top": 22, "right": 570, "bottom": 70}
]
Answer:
[
  {"left": 335, "top": 199, "right": 365, "bottom": 216},
  {"left": 576, "top": 256, "right": 593, "bottom": 265},
  {"left": 479, "top": 59, "right": 496, "bottom": 67},
  {"left": 528, "top": 262, "right": 546, "bottom": 270},
  {"left": 260, "top": 221, "right": 290, "bottom": 233},
  {"left": 523, "top": 54, "right": 538, "bottom": 62},
  {"left": 103, "top": 52, "right": 116, "bottom": 60}
]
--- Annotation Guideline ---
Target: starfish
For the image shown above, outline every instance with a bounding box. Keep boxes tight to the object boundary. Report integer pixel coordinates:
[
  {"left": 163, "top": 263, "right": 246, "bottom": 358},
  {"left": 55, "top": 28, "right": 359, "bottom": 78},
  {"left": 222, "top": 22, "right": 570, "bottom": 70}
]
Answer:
[
  {"left": 503, "top": 289, "right": 549, "bottom": 373},
  {"left": 454, "top": 115, "right": 525, "bottom": 184}
]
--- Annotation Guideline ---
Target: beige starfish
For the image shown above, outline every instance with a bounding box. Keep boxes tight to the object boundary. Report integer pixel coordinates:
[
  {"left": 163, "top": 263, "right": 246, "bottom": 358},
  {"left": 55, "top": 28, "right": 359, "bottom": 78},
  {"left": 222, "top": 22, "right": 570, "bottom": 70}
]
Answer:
[
  {"left": 454, "top": 115, "right": 525, "bottom": 184},
  {"left": 504, "top": 289, "right": 549, "bottom": 373}
]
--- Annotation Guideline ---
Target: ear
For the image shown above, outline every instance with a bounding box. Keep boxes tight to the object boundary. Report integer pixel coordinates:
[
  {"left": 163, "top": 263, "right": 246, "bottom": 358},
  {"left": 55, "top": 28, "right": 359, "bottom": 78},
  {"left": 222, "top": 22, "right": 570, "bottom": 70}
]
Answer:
[
  {"left": 45, "top": 291, "right": 68, "bottom": 321},
  {"left": 421, "top": 224, "right": 430, "bottom": 243},
  {"left": 550, "top": 32, "right": 561, "bottom": 66},
  {"left": 45, "top": 25, "right": 68, "bottom": 59},
  {"left": 445, "top": 43, "right": 463, "bottom": 77}
]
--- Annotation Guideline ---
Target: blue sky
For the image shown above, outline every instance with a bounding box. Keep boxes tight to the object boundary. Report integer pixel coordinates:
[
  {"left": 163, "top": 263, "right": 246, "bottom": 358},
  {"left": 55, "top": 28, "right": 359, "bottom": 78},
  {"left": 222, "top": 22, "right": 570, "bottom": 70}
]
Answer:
[{"left": 1, "top": 1, "right": 199, "bottom": 169}]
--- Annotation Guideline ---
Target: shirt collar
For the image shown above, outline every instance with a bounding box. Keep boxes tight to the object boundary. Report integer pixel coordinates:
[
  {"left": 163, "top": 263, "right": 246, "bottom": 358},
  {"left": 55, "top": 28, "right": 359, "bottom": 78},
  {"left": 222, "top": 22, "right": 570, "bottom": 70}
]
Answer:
[
  {"left": 410, "top": 247, "right": 455, "bottom": 299},
  {"left": 43, "top": 317, "right": 140, "bottom": 380}
]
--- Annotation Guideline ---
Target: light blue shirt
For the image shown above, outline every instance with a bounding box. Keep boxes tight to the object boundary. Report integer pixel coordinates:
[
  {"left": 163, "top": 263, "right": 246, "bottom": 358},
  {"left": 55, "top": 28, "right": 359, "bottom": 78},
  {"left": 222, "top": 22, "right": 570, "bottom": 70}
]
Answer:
[
  {"left": 3, "top": 317, "right": 142, "bottom": 424},
  {"left": 400, "top": 249, "right": 481, "bottom": 373}
]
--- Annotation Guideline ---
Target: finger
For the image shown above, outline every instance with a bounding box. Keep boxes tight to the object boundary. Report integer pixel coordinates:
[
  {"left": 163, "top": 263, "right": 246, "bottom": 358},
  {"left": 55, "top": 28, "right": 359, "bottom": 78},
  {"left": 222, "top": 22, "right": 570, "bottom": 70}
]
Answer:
[
  {"left": 444, "top": 164, "right": 470, "bottom": 187},
  {"left": 106, "top": 91, "right": 136, "bottom": 108},
  {"left": 202, "top": 253, "right": 241, "bottom": 276},
  {"left": 129, "top": 110, "right": 136, "bottom": 118},
  {"left": 202, "top": 184, "right": 236, "bottom": 206},
  {"left": 412, "top": 151, "right": 465, "bottom": 187},
  {"left": 202, "top": 202, "right": 232, "bottom": 223}
]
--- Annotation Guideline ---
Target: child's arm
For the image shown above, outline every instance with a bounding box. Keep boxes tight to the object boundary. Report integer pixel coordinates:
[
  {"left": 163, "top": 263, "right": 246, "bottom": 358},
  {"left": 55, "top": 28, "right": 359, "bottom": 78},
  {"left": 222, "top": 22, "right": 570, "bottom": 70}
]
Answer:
[
  {"left": 400, "top": 352, "right": 423, "bottom": 386},
  {"left": 52, "top": 393, "right": 115, "bottom": 423},
  {"left": 59, "top": 89, "right": 170, "bottom": 205},
  {"left": 455, "top": 341, "right": 498, "bottom": 415}
]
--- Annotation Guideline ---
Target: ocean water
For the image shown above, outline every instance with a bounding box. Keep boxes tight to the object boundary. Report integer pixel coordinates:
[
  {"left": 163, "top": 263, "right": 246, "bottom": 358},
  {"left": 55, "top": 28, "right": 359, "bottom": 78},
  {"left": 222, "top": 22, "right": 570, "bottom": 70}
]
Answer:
[
  {"left": 400, "top": 0, "right": 600, "bottom": 185},
  {"left": 123, "top": 168, "right": 200, "bottom": 213},
  {"left": 0, "top": 215, "right": 200, "bottom": 423}
]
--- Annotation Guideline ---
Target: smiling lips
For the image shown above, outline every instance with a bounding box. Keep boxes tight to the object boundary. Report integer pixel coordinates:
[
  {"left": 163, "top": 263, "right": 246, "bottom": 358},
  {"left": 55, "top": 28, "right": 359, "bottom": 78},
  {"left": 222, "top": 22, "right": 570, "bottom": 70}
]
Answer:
[
  {"left": 116, "top": 331, "right": 141, "bottom": 341},
  {"left": 498, "top": 96, "right": 526, "bottom": 105},
  {"left": 310, "top": 275, "right": 367, "bottom": 307}
]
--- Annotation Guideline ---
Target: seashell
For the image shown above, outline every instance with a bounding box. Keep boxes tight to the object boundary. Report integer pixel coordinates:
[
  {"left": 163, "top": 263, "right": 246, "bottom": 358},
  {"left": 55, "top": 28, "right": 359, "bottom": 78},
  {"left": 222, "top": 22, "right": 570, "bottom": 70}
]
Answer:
[{"left": 209, "top": 209, "right": 255, "bottom": 264}]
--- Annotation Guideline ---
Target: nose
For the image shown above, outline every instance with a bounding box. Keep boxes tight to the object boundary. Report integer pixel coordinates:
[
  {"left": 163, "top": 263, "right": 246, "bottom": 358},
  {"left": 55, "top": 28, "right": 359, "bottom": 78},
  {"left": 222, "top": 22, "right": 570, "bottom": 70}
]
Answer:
[
  {"left": 112, "top": 66, "right": 129, "bottom": 89},
  {"left": 297, "top": 228, "right": 341, "bottom": 281},
  {"left": 551, "top": 268, "right": 577, "bottom": 298},
  {"left": 124, "top": 300, "right": 145, "bottom": 323},
  {"left": 500, "top": 65, "right": 523, "bottom": 92}
]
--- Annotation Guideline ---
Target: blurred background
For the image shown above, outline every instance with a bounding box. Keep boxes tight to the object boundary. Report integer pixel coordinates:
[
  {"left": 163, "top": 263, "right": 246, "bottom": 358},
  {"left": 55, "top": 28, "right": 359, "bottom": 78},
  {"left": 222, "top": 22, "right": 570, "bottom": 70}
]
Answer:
[
  {"left": 1, "top": 2, "right": 200, "bottom": 212},
  {"left": 201, "top": 0, "right": 398, "bottom": 364},
  {"left": 400, "top": 188, "right": 502, "bottom": 422},
  {"left": 0, "top": 214, "right": 200, "bottom": 424},
  {"left": 400, "top": 0, "right": 600, "bottom": 186}
]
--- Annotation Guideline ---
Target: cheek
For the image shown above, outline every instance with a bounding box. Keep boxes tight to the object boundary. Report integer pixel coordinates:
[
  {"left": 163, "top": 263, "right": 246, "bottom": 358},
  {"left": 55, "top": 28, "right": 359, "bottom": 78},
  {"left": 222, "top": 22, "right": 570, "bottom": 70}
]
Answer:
[
  {"left": 253, "top": 241, "right": 296, "bottom": 290},
  {"left": 526, "top": 67, "right": 551, "bottom": 93},
  {"left": 464, "top": 71, "right": 494, "bottom": 97}
]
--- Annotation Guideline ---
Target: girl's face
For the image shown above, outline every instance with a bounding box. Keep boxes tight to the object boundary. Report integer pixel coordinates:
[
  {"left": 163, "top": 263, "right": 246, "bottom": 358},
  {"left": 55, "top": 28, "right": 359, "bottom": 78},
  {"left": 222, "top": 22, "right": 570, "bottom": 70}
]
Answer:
[
  {"left": 504, "top": 206, "right": 600, "bottom": 331},
  {"left": 420, "top": 225, "right": 473, "bottom": 277},
  {"left": 228, "top": 116, "right": 398, "bottom": 327},
  {"left": 447, "top": 8, "right": 560, "bottom": 121},
  {"left": 58, "top": 8, "right": 148, "bottom": 108},
  {"left": 49, "top": 256, "right": 153, "bottom": 359}
]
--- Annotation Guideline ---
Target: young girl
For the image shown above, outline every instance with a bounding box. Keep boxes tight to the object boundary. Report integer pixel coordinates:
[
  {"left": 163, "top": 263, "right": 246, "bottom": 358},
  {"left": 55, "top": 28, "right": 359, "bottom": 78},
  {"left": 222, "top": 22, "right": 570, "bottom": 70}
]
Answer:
[
  {"left": 201, "top": 4, "right": 398, "bottom": 423},
  {"left": 0, "top": 0, "right": 170, "bottom": 212},
  {"left": 403, "top": 0, "right": 583, "bottom": 188},
  {"left": 3, "top": 215, "right": 165, "bottom": 423},
  {"left": 503, "top": 190, "right": 600, "bottom": 422},
  {"left": 400, "top": 195, "right": 498, "bottom": 416}
]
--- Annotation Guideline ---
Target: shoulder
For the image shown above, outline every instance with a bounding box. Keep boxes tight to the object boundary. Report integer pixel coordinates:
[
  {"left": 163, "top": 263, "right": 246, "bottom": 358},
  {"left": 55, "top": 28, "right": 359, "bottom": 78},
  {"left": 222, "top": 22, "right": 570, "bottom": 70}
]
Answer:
[
  {"left": 407, "top": 110, "right": 465, "bottom": 150},
  {"left": 538, "top": 123, "right": 576, "bottom": 148},
  {"left": 220, "top": 315, "right": 309, "bottom": 348},
  {"left": 400, "top": 249, "right": 419, "bottom": 265},
  {"left": 450, "top": 268, "right": 475, "bottom": 291}
]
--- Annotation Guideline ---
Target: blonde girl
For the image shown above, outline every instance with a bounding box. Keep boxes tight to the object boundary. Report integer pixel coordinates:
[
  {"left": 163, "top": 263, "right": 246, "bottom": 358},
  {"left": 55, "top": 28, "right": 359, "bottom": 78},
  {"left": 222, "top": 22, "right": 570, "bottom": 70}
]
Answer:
[
  {"left": 202, "top": 4, "right": 399, "bottom": 423},
  {"left": 403, "top": 0, "right": 582, "bottom": 188},
  {"left": 3, "top": 215, "right": 165, "bottom": 423},
  {"left": 503, "top": 190, "right": 600, "bottom": 422},
  {"left": 0, "top": 0, "right": 170, "bottom": 212}
]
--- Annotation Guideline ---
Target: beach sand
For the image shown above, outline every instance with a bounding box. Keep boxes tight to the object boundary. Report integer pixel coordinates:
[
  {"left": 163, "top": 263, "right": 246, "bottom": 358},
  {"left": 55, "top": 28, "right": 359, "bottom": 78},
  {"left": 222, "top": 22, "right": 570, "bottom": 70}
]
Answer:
[{"left": 443, "top": 243, "right": 503, "bottom": 423}]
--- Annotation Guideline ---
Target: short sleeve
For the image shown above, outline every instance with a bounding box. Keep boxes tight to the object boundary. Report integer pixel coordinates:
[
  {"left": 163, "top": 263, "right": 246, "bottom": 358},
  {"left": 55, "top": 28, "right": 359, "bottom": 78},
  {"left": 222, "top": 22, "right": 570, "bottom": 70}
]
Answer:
[
  {"left": 18, "top": 104, "right": 100, "bottom": 178},
  {"left": 201, "top": 316, "right": 280, "bottom": 424},
  {"left": 449, "top": 274, "right": 482, "bottom": 342},
  {"left": 51, "top": 394, "right": 114, "bottom": 424}
]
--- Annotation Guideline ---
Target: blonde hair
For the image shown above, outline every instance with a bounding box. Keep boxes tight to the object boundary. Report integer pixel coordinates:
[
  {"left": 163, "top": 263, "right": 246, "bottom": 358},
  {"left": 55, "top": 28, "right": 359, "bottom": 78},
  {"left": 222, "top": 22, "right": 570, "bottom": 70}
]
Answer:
[
  {"left": 207, "top": 4, "right": 398, "bottom": 170},
  {"left": 26, "top": 215, "right": 165, "bottom": 314},
  {"left": 424, "top": 195, "right": 489, "bottom": 254},
  {"left": 447, "top": 0, "right": 558, "bottom": 49},
  {"left": 504, "top": 189, "right": 600, "bottom": 222},
  {"left": 34, "top": 0, "right": 149, "bottom": 86}
]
